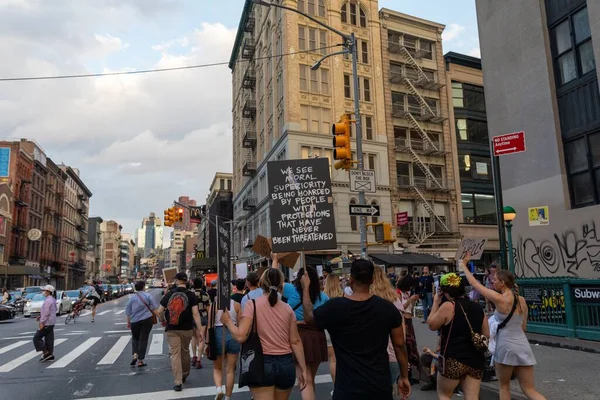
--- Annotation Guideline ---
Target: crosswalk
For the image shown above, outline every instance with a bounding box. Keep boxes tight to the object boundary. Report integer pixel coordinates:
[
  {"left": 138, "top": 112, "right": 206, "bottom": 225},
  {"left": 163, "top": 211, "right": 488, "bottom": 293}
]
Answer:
[{"left": 0, "top": 331, "right": 176, "bottom": 373}]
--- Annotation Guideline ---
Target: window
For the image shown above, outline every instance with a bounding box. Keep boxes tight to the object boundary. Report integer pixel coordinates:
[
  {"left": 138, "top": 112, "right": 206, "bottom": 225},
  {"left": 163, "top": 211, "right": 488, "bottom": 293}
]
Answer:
[
  {"left": 300, "top": 65, "right": 329, "bottom": 95},
  {"left": 564, "top": 132, "right": 600, "bottom": 207},
  {"left": 344, "top": 74, "right": 351, "bottom": 98},
  {"left": 341, "top": 2, "right": 367, "bottom": 28},
  {"left": 360, "top": 40, "right": 369, "bottom": 64},
  {"left": 319, "top": 30, "right": 327, "bottom": 55},
  {"left": 365, "top": 116, "right": 373, "bottom": 140},
  {"left": 298, "top": 26, "right": 306, "bottom": 50},
  {"left": 452, "top": 82, "right": 464, "bottom": 108},
  {"left": 461, "top": 193, "right": 497, "bottom": 224},
  {"left": 453, "top": 82, "right": 486, "bottom": 111},
  {"left": 227, "top": 180, "right": 232, "bottom": 190},
  {"left": 458, "top": 154, "right": 491, "bottom": 181},
  {"left": 220, "top": 179, "right": 225, "bottom": 189},
  {"left": 298, "top": 0, "right": 326, "bottom": 17},
  {"left": 456, "top": 118, "right": 488, "bottom": 144},
  {"left": 300, "top": 106, "right": 331, "bottom": 134},
  {"left": 301, "top": 145, "right": 333, "bottom": 173},
  {"left": 349, "top": 198, "right": 358, "bottom": 231},
  {"left": 362, "top": 78, "right": 371, "bottom": 102},
  {"left": 309, "top": 28, "right": 317, "bottom": 52},
  {"left": 419, "top": 40, "right": 433, "bottom": 60},
  {"left": 551, "top": 7, "right": 595, "bottom": 86},
  {"left": 396, "top": 161, "right": 410, "bottom": 186}
]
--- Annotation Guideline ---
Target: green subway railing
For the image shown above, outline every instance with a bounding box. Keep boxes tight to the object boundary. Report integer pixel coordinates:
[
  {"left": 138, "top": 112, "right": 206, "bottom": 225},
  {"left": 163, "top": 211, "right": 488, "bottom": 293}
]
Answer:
[{"left": 517, "top": 278, "right": 600, "bottom": 341}]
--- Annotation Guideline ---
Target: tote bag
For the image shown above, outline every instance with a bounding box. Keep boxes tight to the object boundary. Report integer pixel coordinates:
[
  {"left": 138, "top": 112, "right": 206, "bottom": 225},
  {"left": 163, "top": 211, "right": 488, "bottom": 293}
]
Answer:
[{"left": 238, "top": 299, "right": 265, "bottom": 388}]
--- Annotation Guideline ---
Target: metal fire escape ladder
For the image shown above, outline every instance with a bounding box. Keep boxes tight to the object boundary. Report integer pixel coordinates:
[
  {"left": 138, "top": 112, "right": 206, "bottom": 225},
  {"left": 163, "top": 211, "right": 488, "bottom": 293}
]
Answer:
[
  {"left": 406, "top": 113, "right": 438, "bottom": 151},
  {"left": 407, "top": 148, "right": 442, "bottom": 189},
  {"left": 410, "top": 186, "right": 450, "bottom": 232},
  {"left": 399, "top": 46, "right": 429, "bottom": 83},
  {"left": 403, "top": 78, "right": 435, "bottom": 117}
]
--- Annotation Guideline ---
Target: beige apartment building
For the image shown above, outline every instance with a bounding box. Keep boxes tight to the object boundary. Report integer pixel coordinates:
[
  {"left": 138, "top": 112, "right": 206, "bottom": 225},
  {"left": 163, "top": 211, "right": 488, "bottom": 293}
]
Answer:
[
  {"left": 100, "top": 220, "right": 122, "bottom": 280},
  {"left": 380, "top": 9, "right": 461, "bottom": 260},
  {"left": 230, "top": 0, "right": 392, "bottom": 267}
]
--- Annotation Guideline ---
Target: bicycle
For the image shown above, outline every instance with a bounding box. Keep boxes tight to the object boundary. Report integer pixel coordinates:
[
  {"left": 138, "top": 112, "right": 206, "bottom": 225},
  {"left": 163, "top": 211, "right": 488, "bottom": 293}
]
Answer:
[{"left": 65, "top": 301, "right": 90, "bottom": 324}]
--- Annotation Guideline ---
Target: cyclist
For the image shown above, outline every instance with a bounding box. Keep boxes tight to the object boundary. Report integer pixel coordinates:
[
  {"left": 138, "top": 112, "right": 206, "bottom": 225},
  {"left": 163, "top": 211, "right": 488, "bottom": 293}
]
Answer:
[{"left": 85, "top": 281, "right": 103, "bottom": 323}]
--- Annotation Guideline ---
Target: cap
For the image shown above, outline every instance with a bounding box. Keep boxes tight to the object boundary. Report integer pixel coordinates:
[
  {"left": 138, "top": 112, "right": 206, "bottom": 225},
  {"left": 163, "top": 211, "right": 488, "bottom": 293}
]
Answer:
[
  {"left": 211, "top": 279, "right": 217, "bottom": 286},
  {"left": 40, "top": 285, "right": 55, "bottom": 292},
  {"left": 174, "top": 272, "right": 188, "bottom": 281}
]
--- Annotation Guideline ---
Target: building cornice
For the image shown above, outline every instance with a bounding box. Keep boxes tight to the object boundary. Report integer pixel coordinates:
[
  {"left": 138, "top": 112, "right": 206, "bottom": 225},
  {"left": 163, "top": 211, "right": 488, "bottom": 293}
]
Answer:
[{"left": 444, "top": 51, "right": 482, "bottom": 71}]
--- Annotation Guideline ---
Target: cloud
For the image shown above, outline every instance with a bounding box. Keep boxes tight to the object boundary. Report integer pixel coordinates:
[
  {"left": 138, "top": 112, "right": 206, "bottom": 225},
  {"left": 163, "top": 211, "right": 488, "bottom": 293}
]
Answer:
[
  {"left": 442, "top": 23, "right": 466, "bottom": 44},
  {"left": 468, "top": 47, "right": 481, "bottom": 58},
  {"left": 0, "top": 2, "right": 237, "bottom": 236}
]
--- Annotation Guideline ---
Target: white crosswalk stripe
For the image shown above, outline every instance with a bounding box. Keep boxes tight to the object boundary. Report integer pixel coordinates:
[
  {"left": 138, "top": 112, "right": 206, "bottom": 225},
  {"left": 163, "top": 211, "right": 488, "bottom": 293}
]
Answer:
[
  {"left": 97, "top": 310, "right": 111, "bottom": 316},
  {"left": 114, "top": 310, "right": 125, "bottom": 315},
  {"left": 147, "top": 333, "right": 163, "bottom": 356},
  {"left": 0, "top": 341, "right": 29, "bottom": 355},
  {"left": 98, "top": 336, "right": 131, "bottom": 365},
  {"left": 48, "top": 337, "right": 101, "bottom": 369},
  {"left": 0, "top": 339, "right": 68, "bottom": 372}
]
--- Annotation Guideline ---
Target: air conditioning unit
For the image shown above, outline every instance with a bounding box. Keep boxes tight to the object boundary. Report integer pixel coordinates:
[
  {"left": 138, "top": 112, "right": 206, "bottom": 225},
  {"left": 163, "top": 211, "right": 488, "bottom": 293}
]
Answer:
[{"left": 392, "top": 241, "right": 404, "bottom": 253}]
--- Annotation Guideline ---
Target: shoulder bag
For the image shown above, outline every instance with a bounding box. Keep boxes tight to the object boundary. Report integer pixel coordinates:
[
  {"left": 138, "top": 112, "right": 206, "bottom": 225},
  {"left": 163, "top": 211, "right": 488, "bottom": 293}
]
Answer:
[
  {"left": 136, "top": 292, "right": 157, "bottom": 325},
  {"left": 457, "top": 300, "right": 488, "bottom": 352},
  {"left": 437, "top": 302, "right": 455, "bottom": 376},
  {"left": 206, "top": 304, "right": 218, "bottom": 361},
  {"left": 238, "top": 299, "right": 265, "bottom": 388},
  {"left": 497, "top": 294, "right": 518, "bottom": 331}
]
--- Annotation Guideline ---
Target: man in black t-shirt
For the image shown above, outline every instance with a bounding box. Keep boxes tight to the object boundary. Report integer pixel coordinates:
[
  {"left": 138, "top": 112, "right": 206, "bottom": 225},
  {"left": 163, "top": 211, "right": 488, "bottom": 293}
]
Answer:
[
  {"left": 157, "top": 272, "right": 203, "bottom": 392},
  {"left": 301, "top": 259, "right": 411, "bottom": 400},
  {"left": 419, "top": 267, "right": 435, "bottom": 323}
]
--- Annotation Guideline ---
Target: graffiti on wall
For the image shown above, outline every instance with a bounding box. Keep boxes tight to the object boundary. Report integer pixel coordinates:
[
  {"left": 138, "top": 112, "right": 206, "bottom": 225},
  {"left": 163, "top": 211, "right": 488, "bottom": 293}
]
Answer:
[{"left": 513, "top": 220, "right": 600, "bottom": 278}]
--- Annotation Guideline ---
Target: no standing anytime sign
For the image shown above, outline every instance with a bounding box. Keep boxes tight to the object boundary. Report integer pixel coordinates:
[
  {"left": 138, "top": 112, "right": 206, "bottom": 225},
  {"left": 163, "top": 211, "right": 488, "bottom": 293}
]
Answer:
[{"left": 492, "top": 131, "right": 526, "bottom": 156}]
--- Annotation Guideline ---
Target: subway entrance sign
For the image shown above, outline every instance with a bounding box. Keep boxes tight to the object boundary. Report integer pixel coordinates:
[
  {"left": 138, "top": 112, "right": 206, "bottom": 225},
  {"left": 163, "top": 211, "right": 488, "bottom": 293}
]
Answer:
[{"left": 492, "top": 131, "right": 526, "bottom": 156}]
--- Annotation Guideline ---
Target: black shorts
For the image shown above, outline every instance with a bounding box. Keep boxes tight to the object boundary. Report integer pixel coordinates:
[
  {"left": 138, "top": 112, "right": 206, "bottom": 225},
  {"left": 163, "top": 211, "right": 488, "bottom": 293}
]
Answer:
[{"left": 87, "top": 296, "right": 100, "bottom": 306}]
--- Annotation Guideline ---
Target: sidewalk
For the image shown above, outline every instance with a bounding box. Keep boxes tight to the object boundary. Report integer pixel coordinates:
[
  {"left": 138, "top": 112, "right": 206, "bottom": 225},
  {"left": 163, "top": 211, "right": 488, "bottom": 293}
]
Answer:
[{"left": 412, "top": 317, "right": 600, "bottom": 400}]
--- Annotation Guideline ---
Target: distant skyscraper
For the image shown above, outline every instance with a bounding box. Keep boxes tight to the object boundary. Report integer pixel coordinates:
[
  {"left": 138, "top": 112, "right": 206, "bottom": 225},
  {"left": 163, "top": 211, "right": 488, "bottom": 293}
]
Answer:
[
  {"left": 175, "top": 196, "right": 197, "bottom": 232},
  {"left": 140, "top": 213, "right": 163, "bottom": 257}
]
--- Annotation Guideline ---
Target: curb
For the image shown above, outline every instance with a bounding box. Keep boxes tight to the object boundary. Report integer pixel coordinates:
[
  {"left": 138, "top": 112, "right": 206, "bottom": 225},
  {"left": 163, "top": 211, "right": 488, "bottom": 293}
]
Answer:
[{"left": 528, "top": 338, "right": 600, "bottom": 354}]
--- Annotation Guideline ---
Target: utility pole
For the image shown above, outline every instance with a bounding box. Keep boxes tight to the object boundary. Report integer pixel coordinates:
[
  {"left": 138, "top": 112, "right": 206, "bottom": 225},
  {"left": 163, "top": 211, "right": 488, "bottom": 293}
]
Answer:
[{"left": 251, "top": 0, "right": 368, "bottom": 258}]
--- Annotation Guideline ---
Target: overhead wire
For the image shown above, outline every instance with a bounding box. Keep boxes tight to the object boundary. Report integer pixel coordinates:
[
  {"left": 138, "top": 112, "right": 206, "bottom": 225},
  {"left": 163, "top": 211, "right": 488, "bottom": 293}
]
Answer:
[{"left": 0, "top": 44, "right": 344, "bottom": 82}]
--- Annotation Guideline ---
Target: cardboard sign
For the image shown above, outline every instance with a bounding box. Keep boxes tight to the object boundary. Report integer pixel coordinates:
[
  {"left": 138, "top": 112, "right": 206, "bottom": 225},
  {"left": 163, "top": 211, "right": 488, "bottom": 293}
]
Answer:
[
  {"left": 162, "top": 267, "right": 178, "bottom": 284},
  {"left": 252, "top": 234, "right": 300, "bottom": 268},
  {"left": 267, "top": 158, "right": 337, "bottom": 253},
  {"left": 455, "top": 238, "right": 488, "bottom": 261}
]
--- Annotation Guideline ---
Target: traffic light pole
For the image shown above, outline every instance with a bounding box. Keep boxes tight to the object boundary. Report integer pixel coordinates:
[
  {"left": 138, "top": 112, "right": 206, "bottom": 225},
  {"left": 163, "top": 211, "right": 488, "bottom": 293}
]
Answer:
[{"left": 349, "top": 33, "right": 367, "bottom": 259}]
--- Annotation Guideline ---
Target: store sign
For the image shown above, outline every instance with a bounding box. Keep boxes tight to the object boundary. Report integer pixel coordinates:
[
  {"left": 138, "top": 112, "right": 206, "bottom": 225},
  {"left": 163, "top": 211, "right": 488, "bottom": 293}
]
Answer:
[{"left": 572, "top": 287, "right": 600, "bottom": 303}]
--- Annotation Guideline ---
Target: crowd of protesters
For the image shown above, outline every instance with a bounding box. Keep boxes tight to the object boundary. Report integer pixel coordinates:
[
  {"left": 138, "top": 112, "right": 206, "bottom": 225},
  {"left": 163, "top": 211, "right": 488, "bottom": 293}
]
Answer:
[{"left": 147, "top": 249, "right": 545, "bottom": 400}]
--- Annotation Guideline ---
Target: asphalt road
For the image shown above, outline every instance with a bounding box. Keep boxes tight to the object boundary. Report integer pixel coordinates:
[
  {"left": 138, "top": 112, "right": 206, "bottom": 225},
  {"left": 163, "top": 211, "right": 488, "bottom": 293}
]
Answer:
[{"left": 1, "top": 290, "right": 501, "bottom": 399}]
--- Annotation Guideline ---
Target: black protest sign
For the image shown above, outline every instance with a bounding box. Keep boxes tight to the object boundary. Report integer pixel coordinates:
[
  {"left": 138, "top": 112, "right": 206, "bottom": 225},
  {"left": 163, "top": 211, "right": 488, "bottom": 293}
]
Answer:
[
  {"left": 267, "top": 158, "right": 337, "bottom": 253},
  {"left": 216, "top": 217, "right": 231, "bottom": 310}
]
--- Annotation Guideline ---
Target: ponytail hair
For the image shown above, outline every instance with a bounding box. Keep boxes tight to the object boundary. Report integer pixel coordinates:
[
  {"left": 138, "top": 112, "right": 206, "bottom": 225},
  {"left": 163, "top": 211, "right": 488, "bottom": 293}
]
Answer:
[
  {"left": 496, "top": 269, "right": 522, "bottom": 312},
  {"left": 261, "top": 268, "right": 284, "bottom": 307}
]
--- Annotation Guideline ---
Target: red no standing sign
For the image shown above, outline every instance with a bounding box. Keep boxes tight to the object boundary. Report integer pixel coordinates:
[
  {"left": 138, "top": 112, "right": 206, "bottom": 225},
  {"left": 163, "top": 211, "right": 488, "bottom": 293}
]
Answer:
[{"left": 492, "top": 131, "right": 526, "bottom": 156}]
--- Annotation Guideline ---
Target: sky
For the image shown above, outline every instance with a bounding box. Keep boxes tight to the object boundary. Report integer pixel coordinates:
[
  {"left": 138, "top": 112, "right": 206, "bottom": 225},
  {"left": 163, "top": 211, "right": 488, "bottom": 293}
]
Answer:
[{"left": 0, "top": 0, "right": 480, "bottom": 241}]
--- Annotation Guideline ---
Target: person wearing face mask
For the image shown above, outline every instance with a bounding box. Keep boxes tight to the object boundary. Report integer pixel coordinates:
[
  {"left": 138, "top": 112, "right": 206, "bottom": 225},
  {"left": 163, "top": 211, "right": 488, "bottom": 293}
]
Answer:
[{"left": 34, "top": 285, "right": 57, "bottom": 362}]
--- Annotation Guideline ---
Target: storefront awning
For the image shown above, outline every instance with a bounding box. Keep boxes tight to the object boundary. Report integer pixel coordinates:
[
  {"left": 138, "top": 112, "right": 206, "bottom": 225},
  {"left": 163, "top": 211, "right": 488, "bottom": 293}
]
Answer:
[{"left": 370, "top": 253, "right": 453, "bottom": 267}]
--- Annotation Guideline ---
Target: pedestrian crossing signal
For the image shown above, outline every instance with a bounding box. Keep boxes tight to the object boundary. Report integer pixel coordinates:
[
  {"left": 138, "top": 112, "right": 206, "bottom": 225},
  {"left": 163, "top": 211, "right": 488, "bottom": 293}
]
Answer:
[{"left": 367, "top": 222, "right": 395, "bottom": 244}]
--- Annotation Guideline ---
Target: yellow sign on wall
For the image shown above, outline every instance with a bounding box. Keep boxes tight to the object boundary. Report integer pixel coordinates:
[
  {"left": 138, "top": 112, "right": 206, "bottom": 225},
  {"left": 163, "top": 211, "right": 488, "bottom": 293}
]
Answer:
[{"left": 528, "top": 206, "right": 549, "bottom": 226}]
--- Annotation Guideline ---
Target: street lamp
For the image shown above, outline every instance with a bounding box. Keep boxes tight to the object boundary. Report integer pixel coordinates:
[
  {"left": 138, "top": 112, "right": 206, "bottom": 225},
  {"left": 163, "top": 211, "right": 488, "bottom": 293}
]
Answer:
[
  {"left": 503, "top": 206, "right": 516, "bottom": 274},
  {"left": 250, "top": 0, "right": 369, "bottom": 258}
]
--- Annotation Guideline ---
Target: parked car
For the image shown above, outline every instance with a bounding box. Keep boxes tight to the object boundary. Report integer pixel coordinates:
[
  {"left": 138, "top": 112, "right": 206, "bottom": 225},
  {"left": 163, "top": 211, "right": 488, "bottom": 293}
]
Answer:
[
  {"left": 0, "top": 304, "right": 16, "bottom": 320},
  {"left": 111, "top": 284, "right": 121, "bottom": 298},
  {"left": 23, "top": 291, "right": 73, "bottom": 317}
]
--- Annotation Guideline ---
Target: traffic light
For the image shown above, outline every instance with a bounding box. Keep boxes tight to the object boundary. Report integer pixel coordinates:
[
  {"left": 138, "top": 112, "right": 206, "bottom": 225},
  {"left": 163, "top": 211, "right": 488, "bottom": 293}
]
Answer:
[
  {"left": 332, "top": 114, "right": 352, "bottom": 170},
  {"left": 168, "top": 207, "right": 177, "bottom": 225},
  {"left": 367, "top": 222, "right": 395, "bottom": 244},
  {"left": 177, "top": 208, "right": 184, "bottom": 222},
  {"left": 163, "top": 209, "right": 170, "bottom": 227}
]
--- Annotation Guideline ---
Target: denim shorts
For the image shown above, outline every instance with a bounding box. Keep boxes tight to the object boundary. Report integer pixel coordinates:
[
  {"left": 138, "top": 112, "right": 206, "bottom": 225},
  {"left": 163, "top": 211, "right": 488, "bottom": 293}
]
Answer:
[
  {"left": 253, "top": 353, "right": 296, "bottom": 390},
  {"left": 215, "top": 326, "right": 241, "bottom": 354}
]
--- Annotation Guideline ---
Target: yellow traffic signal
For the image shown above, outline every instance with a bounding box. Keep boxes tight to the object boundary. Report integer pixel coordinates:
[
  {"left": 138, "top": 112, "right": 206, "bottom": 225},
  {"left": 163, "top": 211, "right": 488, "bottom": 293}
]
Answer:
[
  {"left": 164, "top": 209, "right": 171, "bottom": 227},
  {"left": 332, "top": 114, "right": 352, "bottom": 170},
  {"left": 367, "top": 222, "right": 395, "bottom": 244},
  {"left": 168, "top": 207, "right": 177, "bottom": 225},
  {"left": 177, "top": 208, "right": 184, "bottom": 222}
]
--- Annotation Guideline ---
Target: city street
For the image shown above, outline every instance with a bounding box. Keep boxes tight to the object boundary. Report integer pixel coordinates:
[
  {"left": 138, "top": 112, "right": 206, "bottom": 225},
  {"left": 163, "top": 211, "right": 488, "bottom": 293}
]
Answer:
[{"left": 0, "top": 289, "right": 509, "bottom": 399}]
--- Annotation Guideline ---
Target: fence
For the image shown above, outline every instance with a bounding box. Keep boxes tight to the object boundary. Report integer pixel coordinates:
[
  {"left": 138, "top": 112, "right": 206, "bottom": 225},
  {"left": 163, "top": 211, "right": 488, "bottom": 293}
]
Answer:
[{"left": 517, "top": 278, "right": 600, "bottom": 341}]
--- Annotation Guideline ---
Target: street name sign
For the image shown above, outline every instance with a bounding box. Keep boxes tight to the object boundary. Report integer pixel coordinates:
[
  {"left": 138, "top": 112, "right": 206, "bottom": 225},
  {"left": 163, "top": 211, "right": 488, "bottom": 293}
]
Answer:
[
  {"left": 349, "top": 169, "right": 376, "bottom": 193},
  {"left": 492, "top": 131, "right": 526, "bottom": 156},
  {"left": 349, "top": 204, "right": 380, "bottom": 216}
]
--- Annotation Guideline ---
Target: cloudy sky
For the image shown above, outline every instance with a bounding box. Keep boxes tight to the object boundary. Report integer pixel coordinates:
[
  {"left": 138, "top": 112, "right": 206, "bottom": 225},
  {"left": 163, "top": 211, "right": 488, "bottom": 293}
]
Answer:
[{"left": 0, "top": 0, "right": 479, "bottom": 240}]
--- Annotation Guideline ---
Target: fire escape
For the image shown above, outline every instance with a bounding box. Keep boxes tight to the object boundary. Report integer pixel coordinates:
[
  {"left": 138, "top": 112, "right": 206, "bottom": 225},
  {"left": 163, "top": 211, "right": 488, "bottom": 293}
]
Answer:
[
  {"left": 389, "top": 34, "right": 452, "bottom": 243},
  {"left": 241, "top": 15, "right": 257, "bottom": 178}
]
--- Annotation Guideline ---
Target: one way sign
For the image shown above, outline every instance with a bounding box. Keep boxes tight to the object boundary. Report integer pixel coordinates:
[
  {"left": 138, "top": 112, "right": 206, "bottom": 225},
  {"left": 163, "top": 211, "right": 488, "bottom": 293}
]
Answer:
[{"left": 349, "top": 204, "right": 380, "bottom": 216}]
